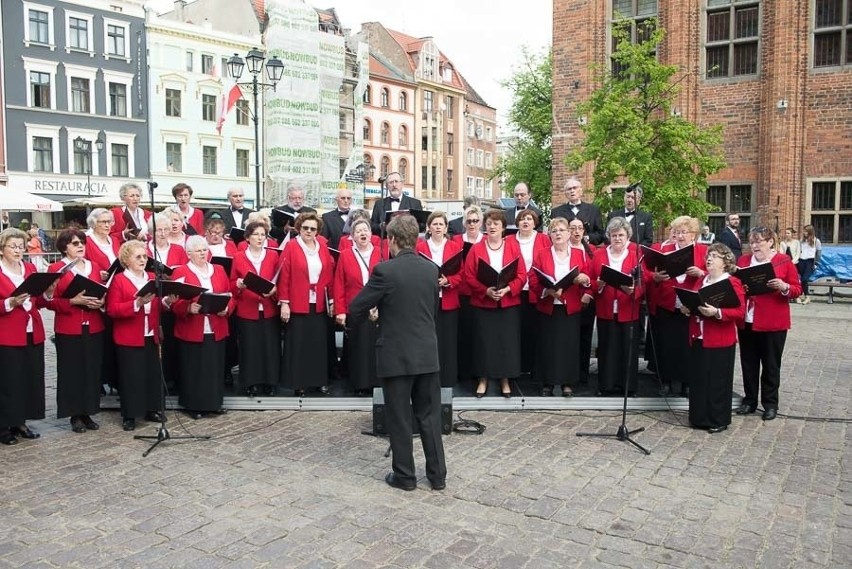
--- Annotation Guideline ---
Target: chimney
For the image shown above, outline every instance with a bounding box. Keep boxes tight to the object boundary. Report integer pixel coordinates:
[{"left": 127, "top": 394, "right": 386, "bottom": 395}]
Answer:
[{"left": 174, "top": 0, "right": 186, "bottom": 21}]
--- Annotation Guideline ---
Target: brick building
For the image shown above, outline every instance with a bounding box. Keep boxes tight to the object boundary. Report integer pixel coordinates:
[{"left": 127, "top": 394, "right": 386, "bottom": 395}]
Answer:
[{"left": 552, "top": 0, "right": 852, "bottom": 243}]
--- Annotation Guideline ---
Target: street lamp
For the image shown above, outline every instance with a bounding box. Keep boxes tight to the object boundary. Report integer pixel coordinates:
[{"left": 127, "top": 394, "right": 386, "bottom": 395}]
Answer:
[
  {"left": 74, "top": 135, "right": 104, "bottom": 214},
  {"left": 346, "top": 162, "right": 375, "bottom": 207},
  {"left": 227, "top": 49, "right": 285, "bottom": 208}
]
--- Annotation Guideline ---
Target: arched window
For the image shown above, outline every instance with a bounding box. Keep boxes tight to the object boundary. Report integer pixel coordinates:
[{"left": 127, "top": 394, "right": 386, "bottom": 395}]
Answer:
[
  {"left": 380, "top": 122, "right": 390, "bottom": 145},
  {"left": 380, "top": 155, "right": 391, "bottom": 179},
  {"left": 398, "top": 158, "right": 408, "bottom": 183},
  {"left": 380, "top": 87, "right": 389, "bottom": 108},
  {"left": 363, "top": 85, "right": 371, "bottom": 104},
  {"left": 363, "top": 154, "right": 374, "bottom": 180},
  {"left": 398, "top": 125, "right": 408, "bottom": 148},
  {"left": 398, "top": 91, "right": 407, "bottom": 111},
  {"left": 363, "top": 119, "right": 372, "bottom": 143}
]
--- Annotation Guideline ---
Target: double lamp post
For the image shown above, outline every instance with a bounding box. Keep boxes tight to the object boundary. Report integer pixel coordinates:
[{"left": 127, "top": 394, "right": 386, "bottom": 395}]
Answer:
[{"left": 73, "top": 135, "right": 104, "bottom": 214}]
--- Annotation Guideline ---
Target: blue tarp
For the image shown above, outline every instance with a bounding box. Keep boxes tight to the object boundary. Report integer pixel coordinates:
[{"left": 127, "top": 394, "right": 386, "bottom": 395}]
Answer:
[{"left": 811, "top": 245, "right": 852, "bottom": 282}]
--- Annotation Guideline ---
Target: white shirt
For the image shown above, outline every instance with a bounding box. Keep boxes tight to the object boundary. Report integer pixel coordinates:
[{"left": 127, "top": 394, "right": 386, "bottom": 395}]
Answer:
[
  {"left": 245, "top": 247, "right": 266, "bottom": 311},
  {"left": 124, "top": 207, "right": 148, "bottom": 238},
  {"left": 208, "top": 242, "right": 227, "bottom": 257},
  {"left": 606, "top": 245, "right": 628, "bottom": 314},
  {"left": 517, "top": 233, "right": 536, "bottom": 291},
  {"left": 487, "top": 242, "right": 505, "bottom": 272},
  {"left": 551, "top": 247, "right": 572, "bottom": 305},
  {"left": 188, "top": 262, "right": 215, "bottom": 334},
  {"left": 353, "top": 245, "right": 373, "bottom": 286},
  {"left": 297, "top": 237, "right": 322, "bottom": 304},
  {"left": 124, "top": 270, "right": 154, "bottom": 337}
]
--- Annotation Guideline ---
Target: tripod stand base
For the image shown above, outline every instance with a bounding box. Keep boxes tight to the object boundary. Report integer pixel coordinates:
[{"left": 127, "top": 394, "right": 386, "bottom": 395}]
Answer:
[
  {"left": 577, "top": 425, "right": 651, "bottom": 455},
  {"left": 134, "top": 426, "right": 211, "bottom": 457}
]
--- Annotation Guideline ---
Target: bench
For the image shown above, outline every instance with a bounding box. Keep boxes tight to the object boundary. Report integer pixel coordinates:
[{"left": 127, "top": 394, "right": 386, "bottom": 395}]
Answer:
[{"left": 810, "top": 281, "right": 852, "bottom": 304}]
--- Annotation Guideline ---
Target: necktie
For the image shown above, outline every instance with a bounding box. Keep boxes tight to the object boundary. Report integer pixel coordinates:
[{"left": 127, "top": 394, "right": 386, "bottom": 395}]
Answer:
[
  {"left": 390, "top": 197, "right": 400, "bottom": 203},
  {"left": 231, "top": 208, "right": 243, "bottom": 214},
  {"left": 339, "top": 210, "right": 349, "bottom": 216}
]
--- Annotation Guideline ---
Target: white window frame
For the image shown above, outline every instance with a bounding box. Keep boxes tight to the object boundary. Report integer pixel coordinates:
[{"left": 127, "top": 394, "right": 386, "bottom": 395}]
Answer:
[
  {"left": 475, "top": 177, "right": 484, "bottom": 198},
  {"left": 103, "top": 18, "right": 131, "bottom": 62},
  {"left": 166, "top": 142, "right": 183, "bottom": 173},
  {"left": 235, "top": 147, "right": 251, "bottom": 178},
  {"left": 485, "top": 151, "right": 493, "bottom": 169},
  {"left": 466, "top": 176, "right": 475, "bottom": 194},
  {"left": 102, "top": 69, "right": 134, "bottom": 118},
  {"left": 201, "top": 53, "right": 215, "bottom": 75},
  {"left": 198, "top": 135, "right": 222, "bottom": 177},
  {"left": 476, "top": 150, "right": 484, "bottom": 168},
  {"left": 64, "top": 63, "right": 97, "bottom": 115},
  {"left": 161, "top": 130, "right": 188, "bottom": 173},
  {"left": 23, "top": 57, "right": 58, "bottom": 109},
  {"left": 65, "top": 11, "right": 94, "bottom": 55},
  {"left": 104, "top": 131, "right": 136, "bottom": 178},
  {"left": 485, "top": 126, "right": 493, "bottom": 142},
  {"left": 201, "top": 90, "right": 218, "bottom": 122},
  {"left": 466, "top": 148, "right": 474, "bottom": 166},
  {"left": 23, "top": 2, "right": 55, "bottom": 50},
  {"left": 65, "top": 127, "right": 101, "bottom": 176},
  {"left": 25, "top": 123, "right": 60, "bottom": 173}
]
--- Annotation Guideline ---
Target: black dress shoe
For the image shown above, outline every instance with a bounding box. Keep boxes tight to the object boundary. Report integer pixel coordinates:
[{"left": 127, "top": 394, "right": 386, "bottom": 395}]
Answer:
[
  {"left": 186, "top": 411, "right": 203, "bottom": 420},
  {"left": 429, "top": 478, "right": 446, "bottom": 491},
  {"left": 211, "top": 408, "right": 228, "bottom": 415},
  {"left": 680, "top": 386, "right": 690, "bottom": 398},
  {"left": 144, "top": 412, "right": 165, "bottom": 423},
  {"left": 384, "top": 472, "right": 416, "bottom": 491},
  {"left": 11, "top": 425, "right": 39, "bottom": 439},
  {"left": 265, "top": 385, "right": 277, "bottom": 396},
  {"left": 318, "top": 385, "right": 330, "bottom": 395},
  {"left": 540, "top": 385, "right": 553, "bottom": 397},
  {"left": 246, "top": 385, "right": 259, "bottom": 397},
  {"left": 0, "top": 430, "right": 18, "bottom": 445},
  {"left": 762, "top": 408, "right": 777, "bottom": 421},
  {"left": 658, "top": 384, "right": 671, "bottom": 397},
  {"left": 736, "top": 403, "right": 757, "bottom": 415},
  {"left": 294, "top": 389, "right": 306, "bottom": 397},
  {"left": 71, "top": 417, "right": 86, "bottom": 433},
  {"left": 707, "top": 425, "right": 728, "bottom": 434},
  {"left": 81, "top": 416, "right": 100, "bottom": 430},
  {"left": 122, "top": 418, "right": 136, "bottom": 431}
]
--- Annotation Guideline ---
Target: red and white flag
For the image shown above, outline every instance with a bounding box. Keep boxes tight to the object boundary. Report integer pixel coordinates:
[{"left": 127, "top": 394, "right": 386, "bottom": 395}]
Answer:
[{"left": 216, "top": 81, "right": 243, "bottom": 134}]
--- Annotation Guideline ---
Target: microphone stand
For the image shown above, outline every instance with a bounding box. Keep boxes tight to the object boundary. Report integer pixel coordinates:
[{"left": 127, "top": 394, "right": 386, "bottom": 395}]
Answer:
[
  {"left": 378, "top": 177, "right": 389, "bottom": 261},
  {"left": 577, "top": 189, "right": 650, "bottom": 455},
  {"left": 134, "top": 180, "right": 210, "bottom": 457}
]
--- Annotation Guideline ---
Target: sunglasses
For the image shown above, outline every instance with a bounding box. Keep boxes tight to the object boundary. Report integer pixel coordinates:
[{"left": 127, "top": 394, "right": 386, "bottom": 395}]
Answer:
[
  {"left": 466, "top": 219, "right": 480, "bottom": 224},
  {"left": 301, "top": 226, "right": 318, "bottom": 232}
]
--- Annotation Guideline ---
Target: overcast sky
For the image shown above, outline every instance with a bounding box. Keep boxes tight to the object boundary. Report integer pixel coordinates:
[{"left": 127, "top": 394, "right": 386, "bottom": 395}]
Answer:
[{"left": 149, "top": 0, "right": 553, "bottom": 130}]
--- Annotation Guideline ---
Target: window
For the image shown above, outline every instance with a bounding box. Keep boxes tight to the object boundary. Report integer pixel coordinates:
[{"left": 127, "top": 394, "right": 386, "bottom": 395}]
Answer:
[
  {"left": 446, "top": 96, "right": 454, "bottom": 118},
  {"left": 363, "top": 119, "right": 372, "bottom": 143},
  {"left": 485, "top": 152, "right": 493, "bottom": 169},
  {"left": 476, "top": 150, "right": 484, "bottom": 167},
  {"left": 185, "top": 51, "right": 193, "bottom": 72},
  {"left": 363, "top": 154, "right": 374, "bottom": 179},
  {"left": 68, "top": 16, "right": 89, "bottom": 51},
  {"left": 610, "top": 0, "right": 658, "bottom": 76},
  {"left": 475, "top": 177, "right": 484, "bottom": 198},
  {"left": 431, "top": 166, "right": 437, "bottom": 190},
  {"left": 363, "top": 85, "right": 371, "bottom": 104},
  {"left": 808, "top": 180, "right": 852, "bottom": 243},
  {"left": 422, "top": 133, "right": 428, "bottom": 151},
  {"left": 73, "top": 142, "right": 91, "bottom": 175},
  {"left": 380, "top": 156, "right": 391, "bottom": 179},
  {"left": 202, "top": 54, "right": 214, "bottom": 75},
  {"left": 380, "top": 87, "right": 389, "bottom": 108},
  {"left": 202, "top": 94, "right": 216, "bottom": 121},
  {"left": 203, "top": 146, "right": 217, "bottom": 175},
  {"left": 33, "top": 137, "right": 53, "bottom": 172},
  {"left": 424, "top": 90, "right": 433, "bottom": 113},
  {"left": 380, "top": 122, "right": 390, "bottom": 145},
  {"left": 447, "top": 134, "right": 454, "bottom": 155},
  {"left": 446, "top": 169, "right": 453, "bottom": 193},
  {"left": 422, "top": 166, "right": 428, "bottom": 190},
  {"left": 399, "top": 158, "right": 408, "bottom": 182},
  {"left": 466, "top": 148, "right": 474, "bottom": 166},
  {"left": 705, "top": 0, "right": 760, "bottom": 78},
  {"left": 111, "top": 144, "right": 129, "bottom": 177},
  {"left": 166, "top": 89, "right": 181, "bottom": 117},
  {"left": 29, "top": 9, "right": 50, "bottom": 44},
  {"left": 706, "top": 183, "right": 753, "bottom": 236},
  {"left": 420, "top": 42, "right": 438, "bottom": 80},
  {"left": 70, "top": 77, "right": 90, "bottom": 113},
  {"left": 432, "top": 127, "right": 438, "bottom": 149},
  {"left": 107, "top": 24, "right": 126, "bottom": 57},
  {"left": 813, "top": 0, "right": 852, "bottom": 67},
  {"left": 399, "top": 91, "right": 407, "bottom": 111},
  {"left": 109, "top": 82, "right": 127, "bottom": 117},
  {"left": 398, "top": 125, "right": 408, "bottom": 147},
  {"left": 442, "top": 65, "right": 453, "bottom": 83},
  {"left": 221, "top": 57, "right": 230, "bottom": 78},
  {"left": 166, "top": 143, "right": 182, "bottom": 173},
  {"left": 236, "top": 149, "right": 250, "bottom": 177},
  {"left": 236, "top": 100, "right": 250, "bottom": 125},
  {"left": 485, "top": 126, "right": 492, "bottom": 141},
  {"left": 466, "top": 176, "right": 475, "bottom": 194},
  {"left": 467, "top": 121, "right": 475, "bottom": 138},
  {"left": 30, "top": 71, "right": 51, "bottom": 108}
]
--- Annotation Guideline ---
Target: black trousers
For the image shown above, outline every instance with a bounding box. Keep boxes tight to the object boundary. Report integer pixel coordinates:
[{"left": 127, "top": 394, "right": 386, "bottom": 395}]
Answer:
[
  {"left": 382, "top": 372, "right": 447, "bottom": 485},
  {"left": 738, "top": 324, "right": 787, "bottom": 410}
]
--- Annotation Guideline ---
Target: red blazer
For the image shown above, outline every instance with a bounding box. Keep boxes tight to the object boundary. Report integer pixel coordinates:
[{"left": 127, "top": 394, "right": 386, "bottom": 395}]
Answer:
[
  {"left": 463, "top": 238, "right": 527, "bottom": 309},
  {"left": 415, "top": 238, "right": 463, "bottom": 310},
  {"left": 452, "top": 234, "right": 482, "bottom": 296},
  {"left": 276, "top": 238, "right": 335, "bottom": 314},
  {"left": 46, "top": 259, "right": 106, "bottom": 335},
  {"left": 205, "top": 240, "right": 238, "bottom": 261},
  {"left": 333, "top": 245, "right": 381, "bottom": 315},
  {"left": 588, "top": 246, "right": 643, "bottom": 322},
  {"left": 736, "top": 253, "right": 802, "bottom": 331},
  {"left": 507, "top": 232, "right": 552, "bottom": 302},
  {"left": 170, "top": 263, "right": 234, "bottom": 341},
  {"left": 230, "top": 249, "right": 280, "bottom": 319},
  {"left": 106, "top": 271, "right": 160, "bottom": 346},
  {"left": 528, "top": 246, "right": 591, "bottom": 316},
  {"left": 110, "top": 206, "right": 152, "bottom": 242},
  {"left": 0, "top": 261, "right": 47, "bottom": 346},
  {"left": 85, "top": 234, "right": 119, "bottom": 271},
  {"left": 148, "top": 243, "right": 188, "bottom": 268},
  {"left": 237, "top": 237, "right": 279, "bottom": 252},
  {"left": 645, "top": 241, "right": 708, "bottom": 314},
  {"left": 182, "top": 207, "right": 205, "bottom": 235},
  {"left": 687, "top": 275, "right": 745, "bottom": 348}
]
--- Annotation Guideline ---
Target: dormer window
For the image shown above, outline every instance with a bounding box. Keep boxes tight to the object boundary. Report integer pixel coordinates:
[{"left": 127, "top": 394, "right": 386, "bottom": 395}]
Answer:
[
  {"left": 442, "top": 65, "right": 453, "bottom": 83},
  {"left": 420, "top": 41, "right": 438, "bottom": 80}
]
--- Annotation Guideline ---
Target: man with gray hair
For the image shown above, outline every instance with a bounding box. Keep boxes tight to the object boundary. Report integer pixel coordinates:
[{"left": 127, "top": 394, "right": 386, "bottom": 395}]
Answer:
[
  {"left": 272, "top": 183, "right": 317, "bottom": 242},
  {"left": 215, "top": 187, "right": 254, "bottom": 232},
  {"left": 606, "top": 182, "right": 653, "bottom": 246},
  {"left": 551, "top": 176, "right": 605, "bottom": 245}
]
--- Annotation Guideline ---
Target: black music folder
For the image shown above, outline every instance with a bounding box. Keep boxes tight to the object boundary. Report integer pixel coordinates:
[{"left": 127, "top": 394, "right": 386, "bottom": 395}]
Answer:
[
  {"left": 383, "top": 208, "right": 431, "bottom": 226},
  {"left": 61, "top": 274, "right": 108, "bottom": 300},
  {"left": 532, "top": 265, "right": 580, "bottom": 291},
  {"left": 733, "top": 262, "right": 776, "bottom": 296},
  {"left": 243, "top": 272, "right": 275, "bottom": 295},
  {"left": 210, "top": 256, "right": 233, "bottom": 277},
  {"left": 135, "top": 280, "right": 206, "bottom": 299},
  {"left": 461, "top": 241, "right": 474, "bottom": 260},
  {"left": 675, "top": 278, "right": 741, "bottom": 313},
  {"left": 227, "top": 227, "right": 246, "bottom": 245},
  {"left": 105, "top": 258, "right": 123, "bottom": 282},
  {"left": 122, "top": 209, "right": 140, "bottom": 237},
  {"left": 599, "top": 265, "right": 634, "bottom": 288},
  {"left": 476, "top": 257, "right": 519, "bottom": 290},
  {"left": 11, "top": 272, "right": 61, "bottom": 296},
  {"left": 145, "top": 257, "right": 174, "bottom": 277},
  {"left": 272, "top": 208, "right": 297, "bottom": 228},
  {"left": 418, "top": 249, "right": 464, "bottom": 277},
  {"left": 198, "top": 292, "right": 231, "bottom": 314},
  {"left": 641, "top": 244, "right": 694, "bottom": 278}
]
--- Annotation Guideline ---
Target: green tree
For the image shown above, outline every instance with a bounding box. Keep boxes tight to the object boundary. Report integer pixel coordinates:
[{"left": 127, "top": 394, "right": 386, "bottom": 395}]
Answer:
[
  {"left": 565, "top": 21, "right": 726, "bottom": 227},
  {"left": 496, "top": 48, "right": 552, "bottom": 214}
]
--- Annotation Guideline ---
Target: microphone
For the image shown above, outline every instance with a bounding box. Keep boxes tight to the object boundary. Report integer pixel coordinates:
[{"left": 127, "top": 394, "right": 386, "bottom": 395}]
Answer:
[
  {"left": 147, "top": 181, "right": 159, "bottom": 189},
  {"left": 378, "top": 176, "right": 388, "bottom": 184}
]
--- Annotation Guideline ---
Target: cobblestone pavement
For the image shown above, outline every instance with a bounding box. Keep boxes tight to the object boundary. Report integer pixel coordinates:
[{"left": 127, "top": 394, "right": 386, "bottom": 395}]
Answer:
[{"left": 1, "top": 301, "right": 849, "bottom": 568}]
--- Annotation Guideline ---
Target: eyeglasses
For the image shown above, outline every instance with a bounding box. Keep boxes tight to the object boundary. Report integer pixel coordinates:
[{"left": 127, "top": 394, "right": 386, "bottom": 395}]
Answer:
[
  {"left": 69, "top": 240, "right": 84, "bottom": 246},
  {"left": 96, "top": 219, "right": 114, "bottom": 225},
  {"left": 300, "top": 226, "right": 318, "bottom": 232},
  {"left": 674, "top": 230, "right": 694, "bottom": 236},
  {"left": 751, "top": 227, "right": 768, "bottom": 234},
  {"left": 466, "top": 219, "right": 480, "bottom": 224},
  {"left": 131, "top": 254, "right": 147, "bottom": 260},
  {"left": 190, "top": 248, "right": 209, "bottom": 253},
  {"left": 569, "top": 226, "right": 584, "bottom": 232},
  {"left": 748, "top": 238, "right": 766, "bottom": 245},
  {"left": 550, "top": 228, "right": 567, "bottom": 233},
  {"left": 4, "top": 244, "right": 25, "bottom": 251},
  {"left": 206, "top": 230, "right": 224, "bottom": 236}
]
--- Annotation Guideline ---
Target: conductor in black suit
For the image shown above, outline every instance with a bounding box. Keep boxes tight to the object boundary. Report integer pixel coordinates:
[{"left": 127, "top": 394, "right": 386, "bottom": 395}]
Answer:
[
  {"left": 551, "top": 177, "right": 605, "bottom": 245},
  {"left": 606, "top": 183, "right": 654, "bottom": 247},
  {"left": 348, "top": 214, "right": 447, "bottom": 492},
  {"left": 215, "top": 187, "right": 254, "bottom": 232},
  {"left": 504, "top": 182, "right": 543, "bottom": 231},
  {"left": 370, "top": 172, "right": 423, "bottom": 235},
  {"left": 715, "top": 212, "right": 743, "bottom": 259},
  {"left": 320, "top": 188, "right": 352, "bottom": 249}
]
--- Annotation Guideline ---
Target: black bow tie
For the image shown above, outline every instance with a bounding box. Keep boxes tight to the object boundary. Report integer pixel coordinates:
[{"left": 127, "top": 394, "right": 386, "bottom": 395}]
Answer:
[
  {"left": 231, "top": 207, "right": 244, "bottom": 214},
  {"left": 625, "top": 210, "right": 635, "bottom": 215},
  {"left": 390, "top": 197, "right": 400, "bottom": 203},
  {"left": 338, "top": 210, "right": 349, "bottom": 216}
]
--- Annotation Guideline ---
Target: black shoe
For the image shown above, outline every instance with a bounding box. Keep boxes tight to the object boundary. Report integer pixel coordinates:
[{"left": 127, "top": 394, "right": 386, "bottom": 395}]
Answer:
[
  {"left": 318, "top": 385, "right": 330, "bottom": 395},
  {"left": 144, "top": 412, "right": 165, "bottom": 423},
  {"left": 186, "top": 411, "right": 203, "bottom": 420},
  {"left": 658, "top": 384, "right": 671, "bottom": 397},
  {"left": 122, "top": 418, "right": 136, "bottom": 431},
  {"left": 81, "top": 416, "right": 100, "bottom": 430},
  {"left": 561, "top": 386, "right": 574, "bottom": 397},
  {"left": 71, "top": 417, "right": 87, "bottom": 433},
  {"left": 11, "top": 425, "right": 39, "bottom": 439},
  {"left": 294, "top": 389, "right": 306, "bottom": 397},
  {"left": 265, "top": 385, "right": 277, "bottom": 396},
  {"left": 762, "top": 408, "right": 777, "bottom": 421},
  {"left": 429, "top": 478, "right": 446, "bottom": 491},
  {"left": 707, "top": 425, "right": 728, "bottom": 434},
  {"left": 384, "top": 472, "right": 416, "bottom": 491},
  {"left": 0, "top": 430, "right": 18, "bottom": 445},
  {"left": 540, "top": 385, "right": 553, "bottom": 397},
  {"left": 246, "top": 385, "right": 259, "bottom": 397},
  {"left": 211, "top": 408, "right": 228, "bottom": 415},
  {"left": 736, "top": 403, "right": 757, "bottom": 415},
  {"left": 680, "top": 386, "right": 690, "bottom": 398}
]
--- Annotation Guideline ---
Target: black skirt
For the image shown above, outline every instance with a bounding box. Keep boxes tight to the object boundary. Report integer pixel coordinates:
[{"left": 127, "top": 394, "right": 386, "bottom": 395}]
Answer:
[
  {"left": 160, "top": 311, "right": 180, "bottom": 388},
  {"left": 56, "top": 328, "right": 103, "bottom": 418},
  {"left": 472, "top": 305, "right": 521, "bottom": 379},
  {"left": 237, "top": 315, "right": 281, "bottom": 388},
  {"left": 655, "top": 308, "right": 691, "bottom": 386},
  {"left": 346, "top": 318, "right": 379, "bottom": 390},
  {"left": 100, "top": 316, "right": 120, "bottom": 389},
  {"left": 689, "top": 341, "right": 735, "bottom": 428},
  {"left": 0, "top": 335, "right": 44, "bottom": 426},
  {"left": 115, "top": 339, "right": 164, "bottom": 419},
  {"left": 596, "top": 318, "right": 639, "bottom": 394},
  {"left": 519, "top": 294, "right": 539, "bottom": 375},
  {"left": 436, "top": 309, "right": 459, "bottom": 387},
  {"left": 179, "top": 334, "right": 226, "bottom": 411},
  {"left": 282, "top": 305, "right": 329, "bottom": 388},
  {"left": 457, "top": 295, "right": 475, "bottom": 382},
  {"left": 536, "top": 308, "right": 580, "bottom": 387}
]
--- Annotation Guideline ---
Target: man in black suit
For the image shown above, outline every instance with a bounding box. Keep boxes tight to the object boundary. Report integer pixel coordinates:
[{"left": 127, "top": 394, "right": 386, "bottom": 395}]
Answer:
[
  {"left": 607, "top": 183, "right": 654, "bottom": 246},
  {"left": 504, "top": 182, "right": 543, "bottom": 231},
  {"left": 320, "top": 188, "right": 353, "bottom": 249},
  {"left": 448, "top": 195, "right": 480, "bottom": 237},
  {"left": 370, "top": 171, "right": 423, "bottom": 235},
  {"left": 551, "top": 177, "right": 605, "bottom": 245},
  {"left": 715, "top": 212, "right": 743, "bottom": 259},
  {"left": 348, "top": 214, "right": 447, "bottom": 492},
  {"left": 215, "top": 187, "right": 254, "bottom": 232},
  {"left": 271, "top": 183, "right": 317, "bottom": 243}
]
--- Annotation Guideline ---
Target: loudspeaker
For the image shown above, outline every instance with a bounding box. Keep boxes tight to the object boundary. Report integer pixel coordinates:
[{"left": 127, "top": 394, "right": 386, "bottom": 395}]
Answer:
[{"left": 372, "top": 386, "right": 453, "bottom": 436}]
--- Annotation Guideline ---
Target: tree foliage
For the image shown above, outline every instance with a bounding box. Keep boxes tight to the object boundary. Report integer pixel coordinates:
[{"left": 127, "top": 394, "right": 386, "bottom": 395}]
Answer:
[
  {"left": 495, "top": 48, "right": 552, "bottom": 213},
  {"left": 565, "top": 21, "right": 726, "bottom": 227}
]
